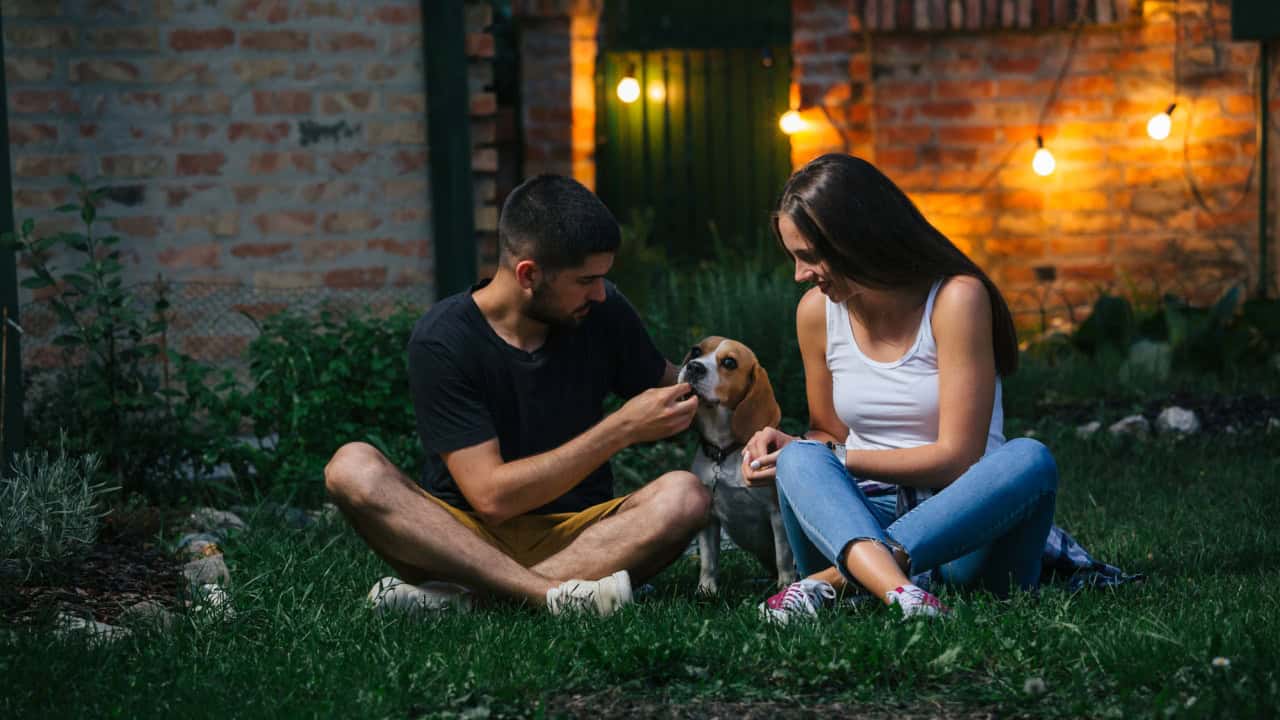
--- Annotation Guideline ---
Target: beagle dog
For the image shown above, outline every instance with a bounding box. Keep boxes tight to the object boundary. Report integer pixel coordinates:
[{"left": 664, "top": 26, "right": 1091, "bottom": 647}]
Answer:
[{"left": 678, "top": 337, "right": 796, "bottom": 595}]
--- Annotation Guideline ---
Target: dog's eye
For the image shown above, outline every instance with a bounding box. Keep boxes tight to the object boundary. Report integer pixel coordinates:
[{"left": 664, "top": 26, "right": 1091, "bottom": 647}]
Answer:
[{"left": 720, "top": 357, "right": 737, "bottom": 370}]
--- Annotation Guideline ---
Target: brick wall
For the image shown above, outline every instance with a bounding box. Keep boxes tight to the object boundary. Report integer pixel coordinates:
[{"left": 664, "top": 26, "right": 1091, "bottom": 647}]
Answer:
[
  {"left": 792, "top": 0, "right": 1277, "bottom": 328},
  {"left": 4, "top": 0, "right": 498, "bottom": 365},
  {"left": 514, "top": 0, "right": 599, "bottom": 190}
]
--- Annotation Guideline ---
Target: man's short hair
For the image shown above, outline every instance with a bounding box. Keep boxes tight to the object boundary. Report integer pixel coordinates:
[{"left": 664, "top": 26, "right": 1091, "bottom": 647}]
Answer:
[{"left": 498, "top": 174, "right": 621, "bottom": 272}]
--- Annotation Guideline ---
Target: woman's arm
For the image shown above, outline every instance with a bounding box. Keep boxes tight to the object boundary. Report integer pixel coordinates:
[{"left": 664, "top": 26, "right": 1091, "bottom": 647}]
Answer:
[{"left": 842, "top": 275, "right": 998, "bottom": 488}]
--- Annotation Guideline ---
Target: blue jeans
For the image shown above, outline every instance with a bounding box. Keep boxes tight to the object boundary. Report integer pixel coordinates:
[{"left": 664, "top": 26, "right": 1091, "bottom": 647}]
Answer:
[{"left": 775, "top": 438, "right": 1058, "bottom": 596}]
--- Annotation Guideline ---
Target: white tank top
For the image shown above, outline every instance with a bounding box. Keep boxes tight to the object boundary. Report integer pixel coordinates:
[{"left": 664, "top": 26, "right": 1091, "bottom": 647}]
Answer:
[{"left": 826, "top": 278, "right": 1005, "bottom": 458}]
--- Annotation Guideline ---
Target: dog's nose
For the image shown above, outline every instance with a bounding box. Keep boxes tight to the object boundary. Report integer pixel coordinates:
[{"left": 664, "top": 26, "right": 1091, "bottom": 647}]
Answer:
[{"left": 683, "top": 361, "right": 706, "bottom": 379}]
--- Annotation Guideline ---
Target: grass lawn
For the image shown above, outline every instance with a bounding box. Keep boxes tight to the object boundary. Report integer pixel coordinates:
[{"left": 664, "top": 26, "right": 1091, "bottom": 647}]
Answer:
[{"left": 3, "top": 420, "right": 1278, "bottom": 719}]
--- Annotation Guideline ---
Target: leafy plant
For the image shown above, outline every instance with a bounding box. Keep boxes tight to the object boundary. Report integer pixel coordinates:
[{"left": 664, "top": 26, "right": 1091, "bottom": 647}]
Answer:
[
  {"left": 0, "top": 433, "right": 114, "bottom": 566},
  {"left": 2, "top": 176, "right": 240, "bottom": 500},
  {"left": 228, "top": 305, "right": 424, "bottom": 502}
]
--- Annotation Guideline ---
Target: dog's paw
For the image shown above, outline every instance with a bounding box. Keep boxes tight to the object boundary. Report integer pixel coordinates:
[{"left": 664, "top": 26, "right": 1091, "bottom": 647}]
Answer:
[{"left": 696, "top": 579, "right": 719, "bottom": 596}]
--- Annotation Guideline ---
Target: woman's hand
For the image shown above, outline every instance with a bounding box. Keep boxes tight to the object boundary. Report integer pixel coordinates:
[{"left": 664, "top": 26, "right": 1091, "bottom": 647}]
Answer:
[{"left": 740, "top": 427, "right": 796, "bottom": 485}]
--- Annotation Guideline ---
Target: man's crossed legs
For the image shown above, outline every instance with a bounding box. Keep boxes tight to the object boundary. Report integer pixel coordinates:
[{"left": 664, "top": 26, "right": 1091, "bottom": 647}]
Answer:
[{"left": 324, "top": 442, "right": 711, "bottom": 614}]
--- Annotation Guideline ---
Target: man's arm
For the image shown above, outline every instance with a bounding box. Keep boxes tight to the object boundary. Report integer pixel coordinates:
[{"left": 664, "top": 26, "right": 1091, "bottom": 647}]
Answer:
[{"left": 443, "top": 383, "right": 698, "bottom": 525}]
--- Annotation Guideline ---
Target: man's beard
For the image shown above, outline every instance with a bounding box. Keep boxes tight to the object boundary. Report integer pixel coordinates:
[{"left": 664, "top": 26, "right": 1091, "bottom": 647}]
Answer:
[{"left": 527, "top": 281, "right": 591, "bottom": 328}]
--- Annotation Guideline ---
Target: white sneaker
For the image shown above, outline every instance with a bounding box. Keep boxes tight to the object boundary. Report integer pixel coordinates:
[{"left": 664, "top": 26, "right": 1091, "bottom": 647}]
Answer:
[
  {"left": 884, "top": 584, "right": 950, "bottom": 619},
  {"left": 545, "top": 570, "right": 633, "bottom": 616},
  {"left": 367, "top": 576, "right": 472, "bottom": 615},
  {"left": 758, "top": 579, "right": 837, "bottom": 624}
]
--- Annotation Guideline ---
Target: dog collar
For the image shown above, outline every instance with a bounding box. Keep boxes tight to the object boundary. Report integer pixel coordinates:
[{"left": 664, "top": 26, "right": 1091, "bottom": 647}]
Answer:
[{"left": 698, "top": 437, "right": 742, "bottom": 465}]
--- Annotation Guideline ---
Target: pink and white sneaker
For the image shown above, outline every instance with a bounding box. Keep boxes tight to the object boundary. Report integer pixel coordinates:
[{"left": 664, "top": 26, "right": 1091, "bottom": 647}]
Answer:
[
  {"left": 884, "top": 584, "right": 950, "bottom": 619},
  {"left": 758, "top": 579, "right": 838, "bottom": 624}
]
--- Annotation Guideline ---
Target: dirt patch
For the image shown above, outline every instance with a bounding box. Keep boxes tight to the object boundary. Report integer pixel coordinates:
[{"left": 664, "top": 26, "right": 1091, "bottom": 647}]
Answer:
[
  {"left": 0, "top": 506, "right": 183, "bottom": 627},
  {"left": 542, "top": 689, "right": 998, "bottom": 719}
]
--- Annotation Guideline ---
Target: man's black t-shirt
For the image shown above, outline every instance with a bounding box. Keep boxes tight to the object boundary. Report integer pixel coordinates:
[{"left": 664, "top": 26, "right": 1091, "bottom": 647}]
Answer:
[{"left": 407, "top": 280, "right": 666, "bottom": 515}]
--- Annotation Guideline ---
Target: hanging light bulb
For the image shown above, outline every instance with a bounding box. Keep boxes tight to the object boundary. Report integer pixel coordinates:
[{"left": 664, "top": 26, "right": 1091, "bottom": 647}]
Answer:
[
  {"left": 1032, "top": 135, "right": 1055, "bottom": 177},
  {"left": 779, "top": 110, "right": 807, "bottom": 135},
  {"left": 616, "top": 64, "right": 640, "bottom": 104},
  {"left": 1147, "top": 103, "right": 1176, "bottom": 141}
]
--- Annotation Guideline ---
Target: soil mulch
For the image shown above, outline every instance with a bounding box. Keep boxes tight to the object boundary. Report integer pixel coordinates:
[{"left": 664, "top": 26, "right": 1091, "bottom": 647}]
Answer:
[{"left": 0, "top": 506, "right": 184, "bottom": 627}]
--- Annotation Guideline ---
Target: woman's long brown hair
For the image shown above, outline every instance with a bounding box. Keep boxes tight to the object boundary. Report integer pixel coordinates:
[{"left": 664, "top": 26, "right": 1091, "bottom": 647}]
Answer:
[{"left": 774, "top": 153, "right": 1019, "bottom": 376}]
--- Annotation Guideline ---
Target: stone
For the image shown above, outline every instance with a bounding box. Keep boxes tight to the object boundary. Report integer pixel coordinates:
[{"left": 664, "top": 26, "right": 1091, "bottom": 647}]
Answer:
[
  {"left": 176, "top": 531, "right": 225, "bottom": 553},
  {"left": 1075, "top": 421, "right": 1102, "bottom": 439},
  {"left": 1108, "top": 414, "right": 1151, "bottom": 438},
  {"left": 54, "top": 612, "right": 131, "bottom": 643},
  {"left": 183, "top": 554, "right": 231, "bottom": 587},
  {"left": 118, "top": 600, "right": 175, "bottom": 631},
  {"left": 191, "top": 583, "right": 235, "bottom": 619},
  {"left": 1155, "top": 406, "right": 1201, "bottom": 435},
  {"left": 186, "top": 508, "right": 246, "bottom": 533},
  {"left": 1268, "top": 418, "right": 1280, "bottom": 434}
]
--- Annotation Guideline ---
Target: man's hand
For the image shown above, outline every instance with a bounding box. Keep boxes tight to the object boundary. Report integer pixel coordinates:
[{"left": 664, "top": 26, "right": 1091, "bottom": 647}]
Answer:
[
  {"left": 740, "top": 427, "right": 797, "bottom": 485},
  {"left": 614, "top": 383, "right": 699, "bottom": 445}
]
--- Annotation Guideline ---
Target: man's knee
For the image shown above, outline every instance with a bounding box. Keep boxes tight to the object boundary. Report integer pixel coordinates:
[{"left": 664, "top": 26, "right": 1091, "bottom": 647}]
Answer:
[
  {"left": 324, "top": 441, "right": 385, "bottom": 507},
  {"left": 650, "top": 471, "right": 711, "bottom": 528}
]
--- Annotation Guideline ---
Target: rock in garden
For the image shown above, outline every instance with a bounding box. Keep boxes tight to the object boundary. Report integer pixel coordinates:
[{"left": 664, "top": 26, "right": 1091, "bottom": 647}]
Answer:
[
  {"left": 1155, "top": 406, "right": 1200, "bottom": 435},
  {"left": 1075, "top": 421, "right": 1101, "bottom": 439},
  {"left": 54, "top": 612, "right": 131, "bottom": 643},
  {"left": 1108, "top": 414, "right": 1151, "bottom": 438},
  {"left": 1268, "top": 418, "right": 1280, "bottom": 434},
  {"left": 118, "top": 600, "right": 175, "bottom": 631},
  {"left": 185, "top": 508, "right": 246, "bottom": 534},
  {"left": 307, "top": 503, "right": 340, "bottom": 524},
  {"left": 191, "top": 583, "right": 235, "bottom": 619},
  {"left": 176, "top": 531, "right": 225, "bottom": 556},
  {"left": 183, "top": 554, "right": 231, "bottom": 587}
]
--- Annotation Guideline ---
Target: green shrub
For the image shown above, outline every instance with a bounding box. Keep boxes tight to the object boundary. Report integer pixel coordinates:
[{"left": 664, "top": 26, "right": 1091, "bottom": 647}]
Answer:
[
  {"left": 2, "top": 177, "right": 242, "bottom": 501},
  {"left": 0, "top": 434, "right": 115, "bottom": 565},
  {"left": 227, "top": 305, "right": 424, "bottom": 503}
]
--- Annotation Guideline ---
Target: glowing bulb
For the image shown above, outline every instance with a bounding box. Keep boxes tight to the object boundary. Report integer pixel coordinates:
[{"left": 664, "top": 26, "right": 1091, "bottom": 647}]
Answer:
[
  {"left": 646, "top": 81, "right": 666, "bottom": 102},
  {"left": 1032, "top": 135, "right": 1055, "bottom": 177},
  {"left": 616, "top": 76, "right": 640, "bottom": 104},
  {"left": 1147, "top": 103, "right": 1176, "bottom": 141},
  {"left": 779, "top": 110, "right": 807, "bottom": 135}
]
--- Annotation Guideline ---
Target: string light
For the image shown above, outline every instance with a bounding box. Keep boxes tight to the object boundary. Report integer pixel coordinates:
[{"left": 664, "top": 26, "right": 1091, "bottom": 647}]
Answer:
[
  {"left": 1032, "top": 135, "right": 1056, "bottom": 177},
  {"left": 1147, "top": 103, "right": 1176, "bottom": 141},
  {"left": 646, "top": 81, "right": 666, "bottom": 102},
  {"left": 779, "top": 110, "right": 807, "bottom": 135},
  {"left": 616, "top": 63, "right": 639, "bottom": 104}
]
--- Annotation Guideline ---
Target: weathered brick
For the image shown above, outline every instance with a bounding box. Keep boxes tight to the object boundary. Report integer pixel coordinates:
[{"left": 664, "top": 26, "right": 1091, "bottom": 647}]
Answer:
[
  {"left": 5, "top": 57, "right": 56, "bottom": 82},
  {"left": 327, "top": 151, "right": 374, "bottom": 174},
  {"left": 5, "top": 26, "right": 75, "bottom": 49},
  {"left": 324, "top": 267, "right": 387, "bottom": 288},
  {"left": 172, "top": 92, "right": 231, "bottom": 115},
  {"left": 175, "top": 212, "right": 239, "bottom": 237},
  {"left": 371, "top": 4, "right": 419, "bottom": 24},
  {"left": 299, "top": 0, "right": 355, "bottom": 20},
  {"left": 322, "top": 211, "right": 382, "bottom": 234},
  {"left": 231, "top": 242, "right": 293, "bottom": 258},
  {"left": 254, "top": 211, "right": 316, "bottom": 235},
  {"left": 367, "top": 120, "right": 425, "bottom": 145},
  {"left": 11, "top": 90, "right": 78, "bottom": 114},
  {"left": 368, "top": 238, "right": 429, "bottom": 257},
  {"left": 230, "top": 0, "right": 292, "bottom": 22},
  {"left": 111, "top": 216, "right": 164, "bottom": 238},
  {"left": 89, "top": 27, "right": 159, "bottom": 51},
  {"left": 15, "top": 155, "right": 82, "bottom": 178},
  {"left": 317, "top": 32, "right": 377, "bottom": 52},
  {"left": 14, "top": 188, "right": 70, "bottom": 209},
  {"left": 254, "top": 90, "right": 312, "bottom": 114},
  {"left": 181, "top": 335, "right": 250, "bottom": 362},
  {"left": 158, "top": 243, "right": 221, "bottom": 269},
  {"left": 249, "top": 152, "right": 316, "bottom": 175},
  {"left": 386, "top": 92, "right": 425, "bottom": 113},
  {"left": 169, "top": 28, "right": 235, "bottom": 51},
  {"left": 177, "top": 153, "right": 227, "bottom": 176},
  {"left": 241, "top": 30, "right": 310, "bottom": 51},
  {"left": 9, "top": 122, "right": 58, "bottom": 146},
  {"left": 319, "top": 91, "right": 376, "bottom": 114},
  {"left": 70, "top": 60, "right": 143, "bottom": 83},
  {"left": 233, "top": 58, "right": 290, "bottom": 84},
  {"left": 101, "top": 154, "right": 166, "bottom": 179},
  {"left": 228, "top": 122, "right": 292, "bottom": 143},
  {"left": 465, "top": 32, "right": 494, "bottom": 58},
  {"left": 300, "top": 239, "right": 363, "bottom": 262},
  {"left": 1050, "top": 236, "right": 1111, "bottom": 256},
  {"left": 300, "top": 180, "right": 362, "bottom": 203},
  {"left": 154, "top": 60, "right": 216, "bottom": 84}
]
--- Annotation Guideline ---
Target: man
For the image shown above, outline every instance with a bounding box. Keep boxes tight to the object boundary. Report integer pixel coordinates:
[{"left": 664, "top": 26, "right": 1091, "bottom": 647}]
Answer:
[{"left": 324, "top": 174, "right": 708, "bottom": 616}]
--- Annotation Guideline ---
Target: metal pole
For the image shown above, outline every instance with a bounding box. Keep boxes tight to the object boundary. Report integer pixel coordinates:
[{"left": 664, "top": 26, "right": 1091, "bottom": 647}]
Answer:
[
  {"left": 422, "top": 0, "right": 477, "bottom": 300},
  {"left": 0, "top": 12, "right": 23, "bottom": 476}
]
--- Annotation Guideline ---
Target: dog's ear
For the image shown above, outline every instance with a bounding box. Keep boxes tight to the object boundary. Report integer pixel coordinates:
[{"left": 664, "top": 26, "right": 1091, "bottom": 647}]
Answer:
[{"left": 731, "top": 362, "right": 781, "bottom": 445}]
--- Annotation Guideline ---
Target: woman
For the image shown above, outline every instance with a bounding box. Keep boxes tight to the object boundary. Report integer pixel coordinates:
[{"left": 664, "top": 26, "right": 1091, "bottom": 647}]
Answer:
[{"left": 742, "top": 154, "right": 1058, "bottom": 621}]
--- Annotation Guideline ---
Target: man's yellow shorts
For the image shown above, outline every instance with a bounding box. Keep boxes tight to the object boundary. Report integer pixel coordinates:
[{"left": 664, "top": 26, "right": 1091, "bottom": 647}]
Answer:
[{"left": 420, "top": 488, "right": 630, "bottom": 568}]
